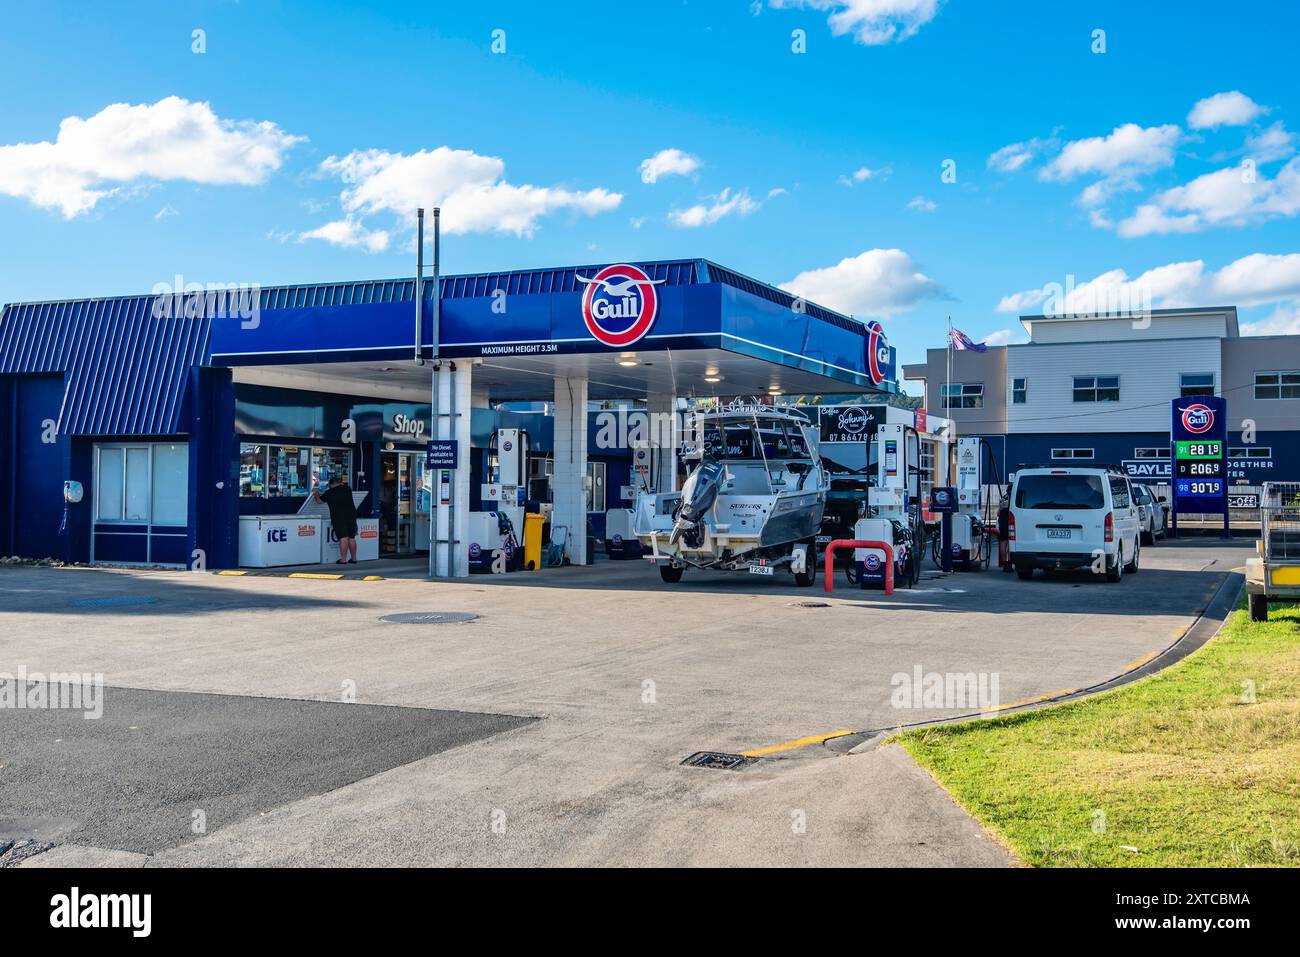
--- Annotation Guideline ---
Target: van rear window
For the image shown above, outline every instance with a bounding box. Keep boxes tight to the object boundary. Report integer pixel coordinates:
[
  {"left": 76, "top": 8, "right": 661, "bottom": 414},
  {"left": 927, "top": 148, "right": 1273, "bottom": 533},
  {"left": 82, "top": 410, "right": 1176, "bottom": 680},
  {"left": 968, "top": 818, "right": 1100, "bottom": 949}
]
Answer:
[{"left": 1015, "top": 474, "right": 1105, "bottom": 510}]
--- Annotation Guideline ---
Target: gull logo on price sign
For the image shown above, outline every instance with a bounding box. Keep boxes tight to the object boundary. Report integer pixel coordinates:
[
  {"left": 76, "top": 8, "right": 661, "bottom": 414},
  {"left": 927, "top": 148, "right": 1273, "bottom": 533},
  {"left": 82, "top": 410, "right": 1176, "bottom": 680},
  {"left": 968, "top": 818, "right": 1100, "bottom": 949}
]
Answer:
[{"left": 1181, "top": 403, "right": 1214, "bottom": 434}]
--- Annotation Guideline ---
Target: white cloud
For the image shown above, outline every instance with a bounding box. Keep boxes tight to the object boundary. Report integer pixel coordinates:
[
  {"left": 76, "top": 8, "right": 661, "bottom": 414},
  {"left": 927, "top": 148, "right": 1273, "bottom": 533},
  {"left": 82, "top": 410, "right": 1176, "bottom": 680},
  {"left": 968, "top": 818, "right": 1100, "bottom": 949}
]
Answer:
[
  {"left": 1245, "top": 122, "right": 1296, "bottom": 163},
  {"left": 1188, "top": 91, "right": 1267, "bottom": 130},
  {"left": 0, "top": 96, "right": 302, "bottom": 218},
  {"left": 781, "top": 248, "right": 947, "bottom": 318},
  {"left": 1117, "top": 157, "right": 1300, "bottom": 237},
  {"left": 983, "top": 328, "right": 1024, "bottom": 346},
  {"left": 153, "top": 204, "right": 178, "bottom": 222},
  {"left": 1042, "top": 123, "right": 1181, "bottom": 182},
  {"left": 638, "top": 148, "right": 701, "bottom": 184},
  {"left": 905, "top": 195, "right": 937, "bottom": 212},
  {"left": 1208, "top": 252, "right": 1300, "bottom": 306},
  {"left": 667, "top": 187, "right": 759, "bottom": 227},
  {"left": 997, "top": 252, "right": 1300, "bottom": 316},
  {"left": 988, "top": 139, "right": 1045, "bottom": 173},
  {"left": 315, "top": 146, "right": 621, "bottom": 238},
  {"left": 768, "top": 0, "right": 941, "bottom": 45},
  {"left": 1242, "top": 304, "right": 1300, "bottom": 336},
  {"left": 838, "top": 165, "right": 890, "bottom": 186},
  {"left": 298, "top": 217, "right": 390, "bottom": 253}
]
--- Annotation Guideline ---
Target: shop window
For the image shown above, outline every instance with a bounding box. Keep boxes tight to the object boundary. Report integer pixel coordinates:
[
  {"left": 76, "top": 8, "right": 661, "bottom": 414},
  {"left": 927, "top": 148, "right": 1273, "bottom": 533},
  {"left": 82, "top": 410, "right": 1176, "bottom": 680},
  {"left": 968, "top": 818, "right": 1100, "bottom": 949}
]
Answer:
[
  {"left": 95, "top": 442, "right": 189, "bottom": 525},
  {"left": 150, "top": 444, "right": 189, "bottom": 526},
  {"left": 266, "top": 445, "right": 312, "bottom": 497},
  {"left": 1255, "top": 371, "right": 1300, "bottom": 400},
  {"left": 1134, "top": 447, "right": 1170, "bottom": 459},
  {"left": 313, "top": 447, "right": 352, "bottom": 486},
  {"left": 1051, "top": 448, "right": 1095, "bottom": 460},
  {"left": 1229, "top": 446, "right": 1272, "bottom": 458},
  {"left": 1179, "top": 372, "right": 1215, "bottom": 397},
  {"left": 1073, "top": 375, "right": 1119, "bottom": 402},
  {"left": 239, "top": 444, "right": 266, "bottom": 497},
  {"left": 1012, "top": 377, "right": 1027, "bottom": 404}
]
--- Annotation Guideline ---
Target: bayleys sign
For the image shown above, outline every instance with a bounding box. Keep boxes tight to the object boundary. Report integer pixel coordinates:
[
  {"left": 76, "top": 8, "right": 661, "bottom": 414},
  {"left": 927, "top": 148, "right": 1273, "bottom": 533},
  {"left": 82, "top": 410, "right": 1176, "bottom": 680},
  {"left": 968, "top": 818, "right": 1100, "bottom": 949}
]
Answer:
[{"left": 578, "top": 263, "right": 663, "bottom": 348}]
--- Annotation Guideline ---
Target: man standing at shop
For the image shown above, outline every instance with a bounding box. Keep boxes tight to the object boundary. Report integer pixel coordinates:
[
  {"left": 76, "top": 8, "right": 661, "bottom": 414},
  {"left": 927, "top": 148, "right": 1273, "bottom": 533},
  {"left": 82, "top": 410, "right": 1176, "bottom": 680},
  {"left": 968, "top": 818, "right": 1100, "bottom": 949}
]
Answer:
[{"left": 313, "top": 476, "right": 358, "bottom": 564}]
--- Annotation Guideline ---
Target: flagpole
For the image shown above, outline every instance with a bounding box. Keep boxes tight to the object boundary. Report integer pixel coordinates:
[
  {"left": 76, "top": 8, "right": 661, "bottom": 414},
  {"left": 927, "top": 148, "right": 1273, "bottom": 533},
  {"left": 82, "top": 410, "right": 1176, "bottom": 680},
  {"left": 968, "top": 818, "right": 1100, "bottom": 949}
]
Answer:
[{"left": 945, "top": 315, "right": 952, "bottom": 415}]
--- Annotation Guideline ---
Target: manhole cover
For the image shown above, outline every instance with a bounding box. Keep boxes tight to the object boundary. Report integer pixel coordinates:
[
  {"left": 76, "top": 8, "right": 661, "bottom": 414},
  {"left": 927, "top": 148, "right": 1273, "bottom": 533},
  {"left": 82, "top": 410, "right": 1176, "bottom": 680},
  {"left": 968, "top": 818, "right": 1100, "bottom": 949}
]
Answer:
[
  {"left": 67, "top": 596, "right": 159, "bottom": 608},
  {"left": 680, "top": 751, "right": 756, "bottom": 771},
  {"left": 380, "top": 612, "right": 478, "bottom": 625},
  {"left": 789, "top": 600, "right": 831, "bottom": 608}
]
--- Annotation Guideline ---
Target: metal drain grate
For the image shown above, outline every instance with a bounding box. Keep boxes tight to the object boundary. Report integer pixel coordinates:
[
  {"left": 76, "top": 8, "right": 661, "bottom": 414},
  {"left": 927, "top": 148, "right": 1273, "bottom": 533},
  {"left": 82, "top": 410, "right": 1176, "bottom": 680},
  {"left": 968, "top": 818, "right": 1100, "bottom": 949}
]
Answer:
[
  {"left": 68, "top": 596, "right": 159, "bottom": 609},
  {"left": 789, "top": 600, "right": 831, "bottom": 608},
  {"left": 680, "top": 751, "right": 756, "bottom": 771},
  {"left": 380, "top": 612, "right": 478, "bottom": 625}
]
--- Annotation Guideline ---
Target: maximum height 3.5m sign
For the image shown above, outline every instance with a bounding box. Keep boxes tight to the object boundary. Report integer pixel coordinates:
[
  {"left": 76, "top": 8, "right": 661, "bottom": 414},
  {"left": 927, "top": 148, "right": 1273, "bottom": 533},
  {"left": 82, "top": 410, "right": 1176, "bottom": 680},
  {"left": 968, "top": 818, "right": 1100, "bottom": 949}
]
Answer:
[{"left": 1170, "top": 395, "right": 1227, "bottom": 523}]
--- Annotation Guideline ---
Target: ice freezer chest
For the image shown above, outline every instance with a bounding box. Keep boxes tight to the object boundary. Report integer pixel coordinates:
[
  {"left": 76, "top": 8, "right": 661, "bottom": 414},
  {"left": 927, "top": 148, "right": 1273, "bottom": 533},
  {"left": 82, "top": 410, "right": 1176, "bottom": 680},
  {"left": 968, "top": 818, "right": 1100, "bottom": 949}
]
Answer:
[
  {"left": 320, "top": 517, "right": 381, "bottom": 563},
  {"left": 239, "top": 516, "right": 323, "bottom": 567}
]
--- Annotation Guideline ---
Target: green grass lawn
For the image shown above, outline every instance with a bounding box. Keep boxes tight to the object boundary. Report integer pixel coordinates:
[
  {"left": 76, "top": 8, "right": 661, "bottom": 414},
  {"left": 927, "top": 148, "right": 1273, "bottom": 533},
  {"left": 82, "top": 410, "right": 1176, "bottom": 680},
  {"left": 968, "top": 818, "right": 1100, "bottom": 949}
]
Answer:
[{"left": 898, "top": 600, "right": 1300, "bottom": 867}]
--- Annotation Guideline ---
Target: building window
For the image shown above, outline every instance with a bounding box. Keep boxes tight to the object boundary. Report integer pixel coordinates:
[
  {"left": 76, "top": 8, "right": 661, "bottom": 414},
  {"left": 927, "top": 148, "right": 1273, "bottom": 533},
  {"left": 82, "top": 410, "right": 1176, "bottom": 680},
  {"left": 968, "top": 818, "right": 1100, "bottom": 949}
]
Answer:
[
  {"left": 1229, "top": 446, "right": 1273, "bottom": 458},
  {"left": 1051, "top": 448, "right": 1095, "bottom": 460},
  {"left": 941, "top": 383, "right": 984, "bottom": 409},
  {"left": 94, "top": 443, "right": 188, "bottom": 525},
  {"left": 1179, "top": 373, "right": 1215, "bottom": 397},
  {"left": 240, "top": 444, "right": 351, "bottom": 498},
  {"left": 1134, "top": 447, "right": 1170, "bottom": 459},
  {"left": 1255, "top": 371, "right": 1300, "bottom": 400},
  {"left": 1012, "top": 377, "right": 1027, "bottom": 404},
  {"left": 1073, "top": 375, "right": 1120, "bottom": 402}
]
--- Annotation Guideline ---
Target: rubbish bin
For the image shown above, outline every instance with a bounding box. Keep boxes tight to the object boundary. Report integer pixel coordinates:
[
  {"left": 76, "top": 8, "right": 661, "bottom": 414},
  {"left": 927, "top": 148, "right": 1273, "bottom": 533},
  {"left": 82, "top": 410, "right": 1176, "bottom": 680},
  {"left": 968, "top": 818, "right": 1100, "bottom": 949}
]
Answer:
[{"left": 524, "top": 512, "right": 546, "bottom": 571}]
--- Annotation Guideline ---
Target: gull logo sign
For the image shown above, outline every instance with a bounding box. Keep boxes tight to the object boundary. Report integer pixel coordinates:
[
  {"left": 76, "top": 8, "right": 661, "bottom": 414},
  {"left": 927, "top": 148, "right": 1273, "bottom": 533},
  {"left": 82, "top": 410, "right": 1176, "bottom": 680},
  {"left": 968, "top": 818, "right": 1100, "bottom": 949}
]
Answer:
[
  {"left": 865, "top": 320, "right": 893, "bottom": 387},
  {"left": 577, "top": 264, "right": 663, "bottom": 348},
  {"left": 1182, "top": 403, "right": 1214, "bottom": 434}
]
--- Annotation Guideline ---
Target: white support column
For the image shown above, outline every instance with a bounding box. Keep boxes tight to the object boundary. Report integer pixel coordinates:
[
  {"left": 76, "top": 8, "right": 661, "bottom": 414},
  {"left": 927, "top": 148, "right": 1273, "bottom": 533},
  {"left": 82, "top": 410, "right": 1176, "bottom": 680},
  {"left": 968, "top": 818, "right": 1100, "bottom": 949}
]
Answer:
[
  {"left": 553, "top": 376, "right": 589, "bottom": 565},
  {"left": 432, "top": 362, "right": 473, "bottom": 578},
  {"left": 646, "top": 392, "right": 679, "bottom": 494}
]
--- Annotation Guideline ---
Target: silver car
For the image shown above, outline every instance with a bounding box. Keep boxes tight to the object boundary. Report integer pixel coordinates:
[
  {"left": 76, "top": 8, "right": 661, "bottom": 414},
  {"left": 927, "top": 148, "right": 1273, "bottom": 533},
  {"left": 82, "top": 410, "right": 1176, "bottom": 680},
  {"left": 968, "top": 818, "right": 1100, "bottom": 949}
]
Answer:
[{"left": 1132, "top": 483, "right": 1167, "bottom": 545}]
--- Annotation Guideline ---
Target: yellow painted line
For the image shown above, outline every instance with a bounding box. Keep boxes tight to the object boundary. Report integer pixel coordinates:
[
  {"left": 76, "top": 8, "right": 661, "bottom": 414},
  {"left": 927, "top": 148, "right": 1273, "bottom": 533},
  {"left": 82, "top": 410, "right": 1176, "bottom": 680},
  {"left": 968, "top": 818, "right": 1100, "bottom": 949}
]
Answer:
[
  {"left": 288, "top": 572, "right": 344, "bottom": 580},
  {"left": 362, "top": 575, "right": 385, "bottom": 581},
  {"left": 739, "top": 729, "right": 855, "bottom": 757},
  {"left": 217, "top": 570, "right": 247, "bottom": 576},
  {"left": 1122, "top": 650, "right": 1160, "bottom": 671},
  {"left": 981, "top": 688, "right": 1076, "bottom": 713}
]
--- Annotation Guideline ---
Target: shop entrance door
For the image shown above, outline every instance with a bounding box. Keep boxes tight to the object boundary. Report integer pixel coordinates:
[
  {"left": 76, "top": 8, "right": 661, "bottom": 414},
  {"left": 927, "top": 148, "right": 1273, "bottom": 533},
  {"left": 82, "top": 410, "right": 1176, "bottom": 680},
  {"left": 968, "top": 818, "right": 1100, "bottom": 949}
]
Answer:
[{"left": 379, "top": 451, "right": 417, "bottom": 555}]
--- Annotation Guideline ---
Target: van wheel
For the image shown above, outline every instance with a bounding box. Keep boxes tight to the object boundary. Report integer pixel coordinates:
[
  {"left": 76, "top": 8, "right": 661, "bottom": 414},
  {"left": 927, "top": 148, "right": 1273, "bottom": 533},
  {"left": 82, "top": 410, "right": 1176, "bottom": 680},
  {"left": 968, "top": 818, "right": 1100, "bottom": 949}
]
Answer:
[
  {"left": 1106, "top": 547, "right": 1123, "bottom": 582},
  {"left": 1126, "top": 539, "right": 1140, "bottom": 573},
  {"left": 1249, "top": 593, "right": 1268, "bottom": 622},
  {"left": 794, "top": 546, "right": 817, "bottom": 587},
  {"left": 1016, "top": 563, "right": 1034, "bottom": 580},
  {"left": 1141, "top": 528, "right": 1154, "bottom": 546},
  {"left": 659, "top": 564, "right": 684, "bottom": 584}
]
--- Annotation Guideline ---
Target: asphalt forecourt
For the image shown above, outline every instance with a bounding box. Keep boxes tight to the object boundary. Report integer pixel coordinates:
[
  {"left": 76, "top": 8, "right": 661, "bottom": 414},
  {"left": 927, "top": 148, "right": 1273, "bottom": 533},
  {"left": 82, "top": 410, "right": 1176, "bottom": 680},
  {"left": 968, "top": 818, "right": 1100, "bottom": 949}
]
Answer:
[{"left": 0, "top": 539, "right": 1248, "bottom": 869}]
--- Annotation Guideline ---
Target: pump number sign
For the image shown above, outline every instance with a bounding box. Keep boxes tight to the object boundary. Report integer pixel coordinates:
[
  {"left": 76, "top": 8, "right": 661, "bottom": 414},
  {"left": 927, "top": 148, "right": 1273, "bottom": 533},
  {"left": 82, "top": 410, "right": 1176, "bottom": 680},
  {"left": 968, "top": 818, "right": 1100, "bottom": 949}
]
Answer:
[{"left": 1171, "top": 397, "right": 1227, "bottom": 520}]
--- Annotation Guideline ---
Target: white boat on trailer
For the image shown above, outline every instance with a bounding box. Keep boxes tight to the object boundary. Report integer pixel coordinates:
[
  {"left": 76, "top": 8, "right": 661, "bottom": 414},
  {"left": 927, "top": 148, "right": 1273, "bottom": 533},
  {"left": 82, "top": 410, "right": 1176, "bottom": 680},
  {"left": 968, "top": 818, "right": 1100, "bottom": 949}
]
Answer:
[{"left": 633, "top": 406, "right": 827, "bottom": 585}]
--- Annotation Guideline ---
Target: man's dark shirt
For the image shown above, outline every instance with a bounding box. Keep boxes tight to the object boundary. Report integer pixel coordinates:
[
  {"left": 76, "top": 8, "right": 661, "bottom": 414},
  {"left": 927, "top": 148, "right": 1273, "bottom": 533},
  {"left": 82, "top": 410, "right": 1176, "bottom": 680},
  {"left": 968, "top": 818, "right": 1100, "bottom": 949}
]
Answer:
[{"left": 319, "top": 484, "right": 358, "bottom": 527}]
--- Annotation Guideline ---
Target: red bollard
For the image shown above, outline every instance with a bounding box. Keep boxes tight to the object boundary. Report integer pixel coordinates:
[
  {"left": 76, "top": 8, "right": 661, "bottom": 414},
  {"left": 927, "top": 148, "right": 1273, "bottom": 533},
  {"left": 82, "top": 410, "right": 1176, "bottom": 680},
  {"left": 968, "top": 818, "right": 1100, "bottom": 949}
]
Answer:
[{"left": 823, "top": 539, "right": 894, "bottom": 595}]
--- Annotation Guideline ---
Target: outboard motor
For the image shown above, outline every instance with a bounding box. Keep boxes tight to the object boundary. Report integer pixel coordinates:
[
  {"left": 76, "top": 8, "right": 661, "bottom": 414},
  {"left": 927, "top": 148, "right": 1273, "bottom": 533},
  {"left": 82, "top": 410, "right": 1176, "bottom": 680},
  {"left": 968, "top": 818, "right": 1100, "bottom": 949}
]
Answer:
[{"left": 670, "top": 458, "right": 725, "bottom": 548}]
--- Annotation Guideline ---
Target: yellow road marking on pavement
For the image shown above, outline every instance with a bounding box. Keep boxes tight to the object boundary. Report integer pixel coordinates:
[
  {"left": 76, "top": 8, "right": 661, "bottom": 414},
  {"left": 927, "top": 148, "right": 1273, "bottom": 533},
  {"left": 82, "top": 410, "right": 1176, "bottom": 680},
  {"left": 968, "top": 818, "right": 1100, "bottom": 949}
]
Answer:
[
  {"left": 981, "top": 688, "right": 1076, "bottom": 713},
  {"left": 739, "top": 730, "right": 855, "bottom": 757},
  {"left": 1122, "top": 650, "right": 1160, "bottom": 671},
  {"left": 217, "top": 570, "right": 247, "bottom": 576},
  {"left": 363, "top": 575, "right": 385, "bottom": 581},
  {"left": 288, "top": 572, "right": 344, "bottom": 580}
]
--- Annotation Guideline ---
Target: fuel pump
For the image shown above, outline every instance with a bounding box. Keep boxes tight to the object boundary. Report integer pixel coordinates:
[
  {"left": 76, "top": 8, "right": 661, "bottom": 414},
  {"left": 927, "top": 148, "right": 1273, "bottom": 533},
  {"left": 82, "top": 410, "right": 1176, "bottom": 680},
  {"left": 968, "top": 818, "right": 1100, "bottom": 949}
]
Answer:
[
  {"left": 852, "top": 423, "right": 922, "bottom": 589},
  {"left": 951, "top": 436, "right": 985, "bottom": 569},
  {"left": 469, "top": 427, "right": 529, "bottom": 572}
]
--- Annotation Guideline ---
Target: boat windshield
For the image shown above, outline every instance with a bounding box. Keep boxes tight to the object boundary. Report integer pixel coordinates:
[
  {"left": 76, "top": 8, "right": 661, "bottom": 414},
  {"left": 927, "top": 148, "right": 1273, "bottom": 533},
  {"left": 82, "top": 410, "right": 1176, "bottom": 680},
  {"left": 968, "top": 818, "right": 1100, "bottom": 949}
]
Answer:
[{"left": 699, "top": 416, "right": 813, "bottom": 462}]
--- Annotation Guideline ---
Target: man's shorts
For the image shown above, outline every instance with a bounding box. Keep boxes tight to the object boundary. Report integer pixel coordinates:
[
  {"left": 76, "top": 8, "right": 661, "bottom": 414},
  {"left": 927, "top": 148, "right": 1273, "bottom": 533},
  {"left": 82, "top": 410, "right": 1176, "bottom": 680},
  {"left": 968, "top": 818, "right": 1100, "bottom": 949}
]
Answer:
[{"left": 333, "top": 518, "right": 358, "bottom": 539}]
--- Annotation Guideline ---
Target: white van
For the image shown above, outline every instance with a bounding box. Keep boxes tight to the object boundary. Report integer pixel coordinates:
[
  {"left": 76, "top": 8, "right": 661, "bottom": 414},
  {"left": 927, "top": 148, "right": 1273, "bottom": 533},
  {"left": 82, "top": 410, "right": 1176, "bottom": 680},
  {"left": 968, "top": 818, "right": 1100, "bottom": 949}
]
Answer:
[{"left": 1008, "top": 466, "right": 1142, "bottom": 582}]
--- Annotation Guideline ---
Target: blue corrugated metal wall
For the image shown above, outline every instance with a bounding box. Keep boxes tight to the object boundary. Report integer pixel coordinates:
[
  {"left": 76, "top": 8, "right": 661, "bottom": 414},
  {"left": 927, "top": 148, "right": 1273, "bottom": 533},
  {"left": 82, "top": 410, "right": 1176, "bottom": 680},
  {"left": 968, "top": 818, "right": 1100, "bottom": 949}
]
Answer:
[{"left": 0, "top": 298, "right": 210, "bottom": 435}]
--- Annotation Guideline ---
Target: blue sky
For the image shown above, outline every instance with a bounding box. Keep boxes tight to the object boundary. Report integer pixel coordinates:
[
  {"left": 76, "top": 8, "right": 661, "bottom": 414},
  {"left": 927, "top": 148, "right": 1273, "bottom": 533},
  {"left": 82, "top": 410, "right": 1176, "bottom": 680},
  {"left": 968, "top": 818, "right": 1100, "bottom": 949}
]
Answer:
[{"left": 2, "top": 0, "right": 1298, "bottom": 384}]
